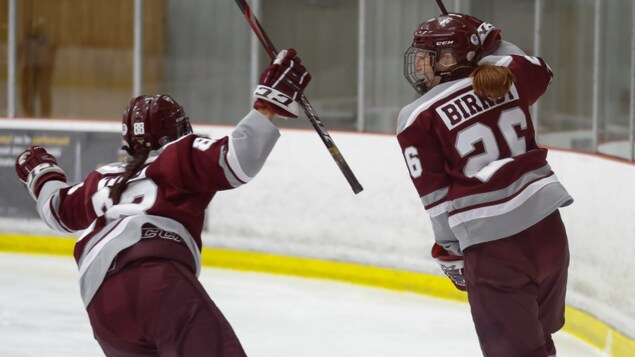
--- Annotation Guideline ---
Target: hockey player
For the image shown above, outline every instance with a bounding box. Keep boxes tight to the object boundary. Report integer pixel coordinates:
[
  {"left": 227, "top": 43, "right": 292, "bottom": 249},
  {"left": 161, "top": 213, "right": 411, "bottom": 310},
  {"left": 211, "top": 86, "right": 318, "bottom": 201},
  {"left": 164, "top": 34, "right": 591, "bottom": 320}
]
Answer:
[
  {"left": 15, "top": 48, "right": 310, "bottom": 356},
  {"left": 398, "top": 13, "right": 573, "bottom": 357}
]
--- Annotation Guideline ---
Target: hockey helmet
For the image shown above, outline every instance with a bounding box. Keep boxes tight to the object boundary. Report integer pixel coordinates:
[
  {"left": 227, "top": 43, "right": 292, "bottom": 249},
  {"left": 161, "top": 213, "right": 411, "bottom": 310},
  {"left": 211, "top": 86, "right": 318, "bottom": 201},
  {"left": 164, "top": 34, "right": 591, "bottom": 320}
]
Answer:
[
  {"left": 122, "top": 94, "right": 192, "bottom": 154},
  {"left": 404, "top": 13, "right": 501, "bottom": 95}
]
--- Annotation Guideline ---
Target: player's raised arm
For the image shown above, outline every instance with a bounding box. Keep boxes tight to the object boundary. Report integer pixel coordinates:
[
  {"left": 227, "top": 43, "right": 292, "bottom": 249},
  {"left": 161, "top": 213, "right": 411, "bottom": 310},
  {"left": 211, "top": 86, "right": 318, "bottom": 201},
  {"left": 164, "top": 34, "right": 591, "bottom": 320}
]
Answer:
[
  {"left": 13, "top": 44, "right": 315, "bottom": 356},
  {"left": 225, "top": 48, "right": 311, "bottom": 183},
  {"left": 397, "top": 8, "right": 572, "bottom": 356}
]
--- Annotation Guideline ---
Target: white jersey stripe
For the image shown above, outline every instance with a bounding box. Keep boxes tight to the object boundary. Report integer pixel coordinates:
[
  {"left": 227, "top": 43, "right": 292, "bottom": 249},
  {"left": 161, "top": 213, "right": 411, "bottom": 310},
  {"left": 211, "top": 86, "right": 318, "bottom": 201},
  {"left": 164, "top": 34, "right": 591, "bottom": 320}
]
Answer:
[
  {"left": 37, "top": 181, "right": 73, "bottom": 233},
  {"left": 426, "top": 201, "right": 450, "bottom": 218},
  {"left": 226, "top": 136, "right": 253, "bottom": 184},
  {"left": 41, "top": 195, "right": 71, "bottom": 233},
  {"left": 77, "top": 217, "right": 130, "bottom": 276},
  {"left": 403, "top": 78, "right": 473, "bottom": 131}
]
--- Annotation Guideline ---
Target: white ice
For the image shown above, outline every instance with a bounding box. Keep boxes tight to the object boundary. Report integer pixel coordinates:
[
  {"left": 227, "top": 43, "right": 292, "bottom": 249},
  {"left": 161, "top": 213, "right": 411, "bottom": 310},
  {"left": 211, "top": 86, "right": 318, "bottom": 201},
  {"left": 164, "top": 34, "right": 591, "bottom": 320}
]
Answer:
[{"left": 0, "top": 253, "right": 606, "bottom": 357}]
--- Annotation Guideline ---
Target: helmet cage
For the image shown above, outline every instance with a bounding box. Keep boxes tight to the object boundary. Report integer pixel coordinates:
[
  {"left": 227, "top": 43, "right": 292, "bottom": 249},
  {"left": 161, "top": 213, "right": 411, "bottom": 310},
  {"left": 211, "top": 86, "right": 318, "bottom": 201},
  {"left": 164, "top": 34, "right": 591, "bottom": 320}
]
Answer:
[
  {"left": 404, "top": 47, "right": 436, "bottom": 95},
  {"left": 404, "top": 47, "right": 462, "bottom": 95}
]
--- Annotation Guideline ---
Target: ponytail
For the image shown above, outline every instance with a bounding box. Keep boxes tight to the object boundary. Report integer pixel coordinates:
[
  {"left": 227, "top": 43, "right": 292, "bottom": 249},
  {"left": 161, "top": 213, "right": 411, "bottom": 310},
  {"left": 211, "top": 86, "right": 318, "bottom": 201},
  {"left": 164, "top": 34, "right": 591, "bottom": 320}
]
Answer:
[
  {"left": 470, "top": 64, "right": 516, "bottom": 101},
  {"left": 109, "top": 148, "right": 150, "bottom": 205}
]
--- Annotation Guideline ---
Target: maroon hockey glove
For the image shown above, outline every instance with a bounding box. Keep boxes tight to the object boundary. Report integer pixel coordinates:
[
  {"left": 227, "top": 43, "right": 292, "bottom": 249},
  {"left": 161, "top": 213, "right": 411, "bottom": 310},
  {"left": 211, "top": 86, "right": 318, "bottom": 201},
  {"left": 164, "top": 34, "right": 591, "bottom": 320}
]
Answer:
[
  {"left": 253, "top": 48, "right": 312, "bottom": 119},
  {"left": 15, "top": 146, "right": 67, "bottom": 200},
  {"left": 431, "top": 243, "right": 466, "bottom": 291}
]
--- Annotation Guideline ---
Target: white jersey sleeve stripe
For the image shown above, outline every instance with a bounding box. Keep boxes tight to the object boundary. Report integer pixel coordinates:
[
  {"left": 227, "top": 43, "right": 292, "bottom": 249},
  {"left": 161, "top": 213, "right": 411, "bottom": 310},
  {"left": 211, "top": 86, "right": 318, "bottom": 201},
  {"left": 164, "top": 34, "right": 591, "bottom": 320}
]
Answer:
[
  {"left": 219, "top": 146, "right": 247, "bottom": 187},
  {"left": 36, "top": 180, "right": 73, "bottom": 233},
  {"left": 226, "top": 135, "right": 253, "bottom": 184}
]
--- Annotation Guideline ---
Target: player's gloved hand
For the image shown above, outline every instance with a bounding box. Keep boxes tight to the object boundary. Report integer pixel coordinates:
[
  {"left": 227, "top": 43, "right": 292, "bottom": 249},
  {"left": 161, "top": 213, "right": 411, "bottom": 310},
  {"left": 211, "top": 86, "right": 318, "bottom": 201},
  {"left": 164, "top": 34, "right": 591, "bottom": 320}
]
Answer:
[
  {"left": 431, "top": 243, "right": 466, "bottom": 291},
  {"left": 253, "top": 48, "right": 312, "bottom": 119},
  {"left": 15, "top": 146, "right": 67, "bottom": 200}
]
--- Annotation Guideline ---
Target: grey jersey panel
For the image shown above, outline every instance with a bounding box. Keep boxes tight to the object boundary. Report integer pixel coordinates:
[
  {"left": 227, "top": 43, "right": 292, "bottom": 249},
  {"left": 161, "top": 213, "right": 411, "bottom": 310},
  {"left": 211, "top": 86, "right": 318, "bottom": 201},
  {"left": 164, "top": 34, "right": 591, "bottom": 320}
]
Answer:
[
  {"left": 230, "top": 109, "right": 280, "bottom": 179},
  {"left": 421, "top": 186, "right": 449, "bottom": 207},
  {"left": 37, "top": 180, "right": 73, "bottom": 233},
  {"left": 491, "top": 40, "right": 527, "bottom": 56},
  {"left": 430, "top": 213, "right": 461, "bottom": 256},
  {"left": 77, "top": 215, "right": 202, "bottom": 307},
  {"left": 451, "top": 164, "right": 554, "bottom": 211},
  {"left": 451, "top": 182, "right": 573, "bottom": 251}
]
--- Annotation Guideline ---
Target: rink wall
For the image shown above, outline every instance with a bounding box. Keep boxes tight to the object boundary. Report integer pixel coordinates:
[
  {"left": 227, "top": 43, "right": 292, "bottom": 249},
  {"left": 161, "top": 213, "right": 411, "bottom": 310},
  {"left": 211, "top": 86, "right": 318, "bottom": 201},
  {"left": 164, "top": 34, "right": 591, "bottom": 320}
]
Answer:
[{"left": 0, "top": 118, "right": 634, "bottom": 355}]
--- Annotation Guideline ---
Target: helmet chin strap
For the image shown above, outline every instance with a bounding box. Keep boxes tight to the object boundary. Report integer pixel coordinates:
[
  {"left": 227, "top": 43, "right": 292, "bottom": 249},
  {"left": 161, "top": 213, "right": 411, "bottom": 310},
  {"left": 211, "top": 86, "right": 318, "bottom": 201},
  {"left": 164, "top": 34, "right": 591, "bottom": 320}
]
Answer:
[
  {"left": 446, "top": 66, "right": 476, "bottom": 82},
  {"left": 426, "top": 75, "right": 443, "bottom": 91}
]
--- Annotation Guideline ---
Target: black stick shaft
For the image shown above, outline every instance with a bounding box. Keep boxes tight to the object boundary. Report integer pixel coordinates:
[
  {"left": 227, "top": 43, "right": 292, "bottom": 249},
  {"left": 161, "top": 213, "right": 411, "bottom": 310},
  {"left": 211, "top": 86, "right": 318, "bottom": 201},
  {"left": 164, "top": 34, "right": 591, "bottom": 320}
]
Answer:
[
  {"left": 436, "top": 0, "right": 449, "bottom": 15},
  {"left": 234, "top": 0, "right": 364, "bottom": 194}
]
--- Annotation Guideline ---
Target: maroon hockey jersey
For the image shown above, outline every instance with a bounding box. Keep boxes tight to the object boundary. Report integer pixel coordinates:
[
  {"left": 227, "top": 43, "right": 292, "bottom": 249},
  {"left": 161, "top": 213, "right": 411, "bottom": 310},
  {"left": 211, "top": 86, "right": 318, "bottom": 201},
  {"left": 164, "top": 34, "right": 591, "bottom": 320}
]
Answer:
[
  {"left": 397, "top": 51, "right": 572, "bottom": 255},
  {"left": 35, "top": 110, "right": 280, "bottom": 306}
]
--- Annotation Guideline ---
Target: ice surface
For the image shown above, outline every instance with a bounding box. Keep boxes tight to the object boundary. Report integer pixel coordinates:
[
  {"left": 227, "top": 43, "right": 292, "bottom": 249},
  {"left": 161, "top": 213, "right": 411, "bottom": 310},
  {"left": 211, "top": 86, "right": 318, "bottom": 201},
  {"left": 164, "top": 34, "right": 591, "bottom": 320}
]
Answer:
[{"left": 0, "top": 253, "right": 606, "bottom": 357}]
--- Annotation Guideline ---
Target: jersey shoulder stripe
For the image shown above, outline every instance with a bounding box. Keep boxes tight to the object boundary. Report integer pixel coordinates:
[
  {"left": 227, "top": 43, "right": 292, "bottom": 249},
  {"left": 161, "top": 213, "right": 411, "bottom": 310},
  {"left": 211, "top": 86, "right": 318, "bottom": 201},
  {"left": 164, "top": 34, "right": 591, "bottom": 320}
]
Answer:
[{"left": 397, "top": 78, "right": 473, "bottom": 134}]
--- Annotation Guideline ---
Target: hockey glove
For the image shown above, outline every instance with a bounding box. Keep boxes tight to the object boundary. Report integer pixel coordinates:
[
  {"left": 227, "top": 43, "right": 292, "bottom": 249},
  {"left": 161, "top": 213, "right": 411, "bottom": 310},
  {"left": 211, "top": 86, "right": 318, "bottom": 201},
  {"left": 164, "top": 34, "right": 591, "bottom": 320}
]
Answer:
[
  {"left": 15, "top": 146, "right": 67, "bottom": 200},
  {"left": 253, "top": 48, "right": 312, "bottom": 119},
  {"left": 431, "top": 243, "right": 466, "bottom": 291}
]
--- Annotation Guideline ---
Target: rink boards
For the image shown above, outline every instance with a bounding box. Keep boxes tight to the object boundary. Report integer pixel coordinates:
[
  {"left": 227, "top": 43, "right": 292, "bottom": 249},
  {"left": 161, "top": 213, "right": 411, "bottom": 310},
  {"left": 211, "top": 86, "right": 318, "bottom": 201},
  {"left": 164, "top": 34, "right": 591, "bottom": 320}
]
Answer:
[{"left": 0, "top": 118, "right": 634, "bottom": 356}]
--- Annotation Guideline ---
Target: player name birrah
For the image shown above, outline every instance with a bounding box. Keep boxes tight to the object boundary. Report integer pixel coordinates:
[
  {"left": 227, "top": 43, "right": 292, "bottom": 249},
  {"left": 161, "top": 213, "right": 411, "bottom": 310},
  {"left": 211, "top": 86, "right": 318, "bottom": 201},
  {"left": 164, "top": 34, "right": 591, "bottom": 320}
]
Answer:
[{"left": 436, "top": 84, "right": 519, "bottom": 130}]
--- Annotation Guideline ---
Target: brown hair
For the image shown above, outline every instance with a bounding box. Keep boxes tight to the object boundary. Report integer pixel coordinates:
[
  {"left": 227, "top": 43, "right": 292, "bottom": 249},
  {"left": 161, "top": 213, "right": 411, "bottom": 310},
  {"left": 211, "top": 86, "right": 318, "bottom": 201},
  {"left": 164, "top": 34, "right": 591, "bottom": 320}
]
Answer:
[
  {"left": 109, "top": 147, "right": 150, "bottom": 205},
  {"left": 470, "top": 64, "right": 516, "bottom": 100}
]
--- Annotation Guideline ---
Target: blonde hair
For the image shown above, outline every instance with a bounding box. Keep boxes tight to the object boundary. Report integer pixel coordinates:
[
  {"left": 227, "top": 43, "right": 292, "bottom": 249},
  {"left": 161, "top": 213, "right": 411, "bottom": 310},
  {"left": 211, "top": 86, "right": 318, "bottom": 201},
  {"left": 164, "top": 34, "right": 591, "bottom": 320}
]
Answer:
[{"left": 470, "top": 64, "right": 516, "bottom": 100}]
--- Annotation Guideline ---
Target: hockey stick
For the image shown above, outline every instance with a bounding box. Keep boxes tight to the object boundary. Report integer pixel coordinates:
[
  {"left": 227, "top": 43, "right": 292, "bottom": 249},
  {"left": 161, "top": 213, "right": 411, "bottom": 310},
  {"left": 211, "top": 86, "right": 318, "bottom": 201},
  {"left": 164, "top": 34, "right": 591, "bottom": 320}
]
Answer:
[
  {"left": 435, "top": 0, "right": 449, "bottom": 15},
  {"left": 234, "top": 0, "right": 364, "bottom": 194}
]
